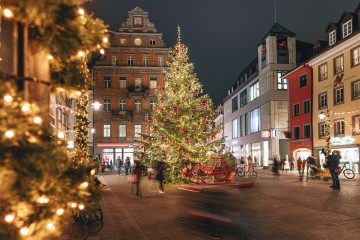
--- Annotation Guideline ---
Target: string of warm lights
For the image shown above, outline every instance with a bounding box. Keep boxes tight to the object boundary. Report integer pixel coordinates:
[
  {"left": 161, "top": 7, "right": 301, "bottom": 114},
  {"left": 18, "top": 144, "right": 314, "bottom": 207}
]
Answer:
[{"left": 0, "top": 2, "right": 107, "bottom": 239}]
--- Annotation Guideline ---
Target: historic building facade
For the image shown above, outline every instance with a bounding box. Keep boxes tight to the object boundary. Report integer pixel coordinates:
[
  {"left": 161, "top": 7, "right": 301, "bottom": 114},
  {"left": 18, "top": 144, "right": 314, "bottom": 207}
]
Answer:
[
  {"left": 223, "top": 23, "right": 312, "bottom": 166},
  {"left": 285, "top": 64, "right": 313, "bottom": 161},
  {"left": 92, "top": 7, "right": 169, "bottom": 164},
  {"left": 310, "top": 4, "right": 360, "bottom": 173}
]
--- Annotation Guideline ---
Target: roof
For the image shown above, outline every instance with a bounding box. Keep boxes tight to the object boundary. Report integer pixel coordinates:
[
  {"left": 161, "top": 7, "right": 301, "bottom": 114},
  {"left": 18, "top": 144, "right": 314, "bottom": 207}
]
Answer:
[{"left": 259, "top": 22, "right": 296, "bottom": 44}]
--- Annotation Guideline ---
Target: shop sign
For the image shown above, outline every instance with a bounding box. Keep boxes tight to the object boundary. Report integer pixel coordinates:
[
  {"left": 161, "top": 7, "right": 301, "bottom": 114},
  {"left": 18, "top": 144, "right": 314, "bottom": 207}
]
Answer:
[{"left": 331, "top": 136, "right": 355, "bottom": 145}]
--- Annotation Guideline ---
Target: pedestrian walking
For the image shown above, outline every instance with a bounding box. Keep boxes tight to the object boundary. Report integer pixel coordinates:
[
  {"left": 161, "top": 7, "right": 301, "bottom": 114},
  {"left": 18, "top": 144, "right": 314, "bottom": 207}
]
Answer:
[
  {"left": 272, "top": 158, "right": 280, "bottom": 179},
  {"left": 297, "top": 157, "right": 302, "bottom": 176},
  {"left": 132, "top": 160, "right": 144, "bottom": 196},
  {"left": 289, "top": 155, "right": 295, "bottom": 171},
  {"left": 124, "top": 157, "right": 131, "bottom": 175},
  {"left": 100, "top": 159, "right": 105, "bottom": 173},
  {"left": 327, "top": 150, "right": 341, "bottom": 189},
  {"left": 300, "top": 158, "right": 307, "bottom": 181},
  {"left": 116, "top": 156, "right": 123, "bottom": 175},
  {"left": 155, "top": 161, "right": 165, "bottom": 193}
]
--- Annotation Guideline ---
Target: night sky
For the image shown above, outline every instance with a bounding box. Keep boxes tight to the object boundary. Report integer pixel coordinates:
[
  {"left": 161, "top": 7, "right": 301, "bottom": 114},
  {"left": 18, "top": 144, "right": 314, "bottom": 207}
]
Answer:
[{"left": 85, "top": 0, "right": 359, "bottom": 105}]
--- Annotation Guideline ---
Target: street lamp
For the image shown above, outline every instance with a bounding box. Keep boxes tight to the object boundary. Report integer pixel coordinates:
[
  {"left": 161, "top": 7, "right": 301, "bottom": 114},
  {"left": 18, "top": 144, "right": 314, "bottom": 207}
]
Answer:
[{"left": 318, "top": 109, "right": 331, "bottom": 156}]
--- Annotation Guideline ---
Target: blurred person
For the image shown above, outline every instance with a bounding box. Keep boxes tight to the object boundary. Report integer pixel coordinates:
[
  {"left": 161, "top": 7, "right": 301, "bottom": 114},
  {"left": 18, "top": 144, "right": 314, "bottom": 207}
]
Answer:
[
  {"left": 297, "top": 157, "right": 302, "bottom": 176},
  {"left": 116, "top": 156, "right": 123, "bottom": 175},
  {"left": 132, "top": 160, "right": 144, "bottom": 196},
  {"left": 272, "top": 158, "right": 280, "bottom": 179},
  {"left": 100, "top": 159, "right": 105, "bottom": 173},
  {"left": 289, "top": 154, "right": 295, "bottom": 171},
  {"left": 327, "top": 150, "right": 341, "bottom": 189},
  {"left": 124, "top": 157, "right": 131, "bottom": 175},
  {"left": 155, "top": 161, "right": 165, "bottom": 194}
]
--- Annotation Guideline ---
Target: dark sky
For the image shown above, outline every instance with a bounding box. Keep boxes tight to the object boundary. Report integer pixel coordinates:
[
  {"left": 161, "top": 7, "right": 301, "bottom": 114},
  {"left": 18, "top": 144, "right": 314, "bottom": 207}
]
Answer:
[{"left": 85, "top": 0, "right": 359, "bottom": 105}]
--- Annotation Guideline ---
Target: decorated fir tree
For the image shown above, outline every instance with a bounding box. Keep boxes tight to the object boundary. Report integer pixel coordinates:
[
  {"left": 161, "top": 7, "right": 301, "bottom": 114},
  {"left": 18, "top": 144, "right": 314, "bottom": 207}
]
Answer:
[
  {"left": 136, "top": 28, "right": 223, "bottom": 183},
  {"left": 0, "top": 1, "right": 107, "bottom": 239}
]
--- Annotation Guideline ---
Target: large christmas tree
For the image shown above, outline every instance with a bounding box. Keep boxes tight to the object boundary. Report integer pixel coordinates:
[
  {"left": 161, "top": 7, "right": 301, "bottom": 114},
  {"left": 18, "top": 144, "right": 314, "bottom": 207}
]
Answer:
[{"left": 136, "top": 28, "right": 223, "bottom": 183}]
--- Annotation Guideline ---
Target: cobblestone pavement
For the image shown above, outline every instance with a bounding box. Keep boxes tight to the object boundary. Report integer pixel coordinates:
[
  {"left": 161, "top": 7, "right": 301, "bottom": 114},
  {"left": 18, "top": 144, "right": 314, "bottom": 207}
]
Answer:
[{"left": 60, "top": 169, "right": 360, "bottom": 240}]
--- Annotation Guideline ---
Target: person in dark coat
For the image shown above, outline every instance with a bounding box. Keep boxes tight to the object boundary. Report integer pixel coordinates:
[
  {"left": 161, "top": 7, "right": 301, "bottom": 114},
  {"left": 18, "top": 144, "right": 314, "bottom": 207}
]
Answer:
[
  {"left": 272, "top": 158, "right": 280, "bottom": 179},
  {"left": 327, "top": 150, "right": 341, "bottom": 189},
  {"left": 133, "top": 160, "right": 143, "bottom": 196},
  {"left": 155, "top": 161, "right": 165, "bottom": 193}
]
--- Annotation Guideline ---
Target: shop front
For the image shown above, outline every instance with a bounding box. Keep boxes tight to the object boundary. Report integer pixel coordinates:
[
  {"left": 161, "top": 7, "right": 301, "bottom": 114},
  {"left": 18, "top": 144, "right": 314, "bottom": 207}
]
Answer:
[{"left": 95, "top": 143, "right": 135, "bottom": 165}]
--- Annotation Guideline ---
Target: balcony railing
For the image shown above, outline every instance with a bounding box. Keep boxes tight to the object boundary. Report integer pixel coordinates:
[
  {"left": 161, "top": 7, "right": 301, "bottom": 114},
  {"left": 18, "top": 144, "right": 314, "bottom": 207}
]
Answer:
[
  {"left": 127, "top": 85, "right": 149, "bottom": 97},
  {"left": 111, "top": 110, "right": 131, "bottom": 116}
]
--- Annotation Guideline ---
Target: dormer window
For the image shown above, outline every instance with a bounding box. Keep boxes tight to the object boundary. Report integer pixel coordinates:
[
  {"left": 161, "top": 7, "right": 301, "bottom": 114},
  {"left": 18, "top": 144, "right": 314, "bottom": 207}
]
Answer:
[
  {"left": 342, "top": 20, "right": 352, "bottom": 38},
  {"left": 329, "top": 30, "right": 336, "bottom": 46}
]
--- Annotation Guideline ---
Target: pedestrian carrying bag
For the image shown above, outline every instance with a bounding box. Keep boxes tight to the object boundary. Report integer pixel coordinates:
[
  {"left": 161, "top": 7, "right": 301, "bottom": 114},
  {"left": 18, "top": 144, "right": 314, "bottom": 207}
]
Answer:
[
  {"left": 128, "top": 174, "right": 137, "bottom": 183},
  {"left": 334, "top": 168, "right": 342, "bottom": 174}
]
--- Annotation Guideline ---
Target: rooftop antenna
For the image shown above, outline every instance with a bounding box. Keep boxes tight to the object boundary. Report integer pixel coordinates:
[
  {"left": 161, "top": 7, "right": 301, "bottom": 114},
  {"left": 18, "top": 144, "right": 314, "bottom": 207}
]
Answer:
[{"left": 274, "top": 0, "right": 277, "bottom": 23}]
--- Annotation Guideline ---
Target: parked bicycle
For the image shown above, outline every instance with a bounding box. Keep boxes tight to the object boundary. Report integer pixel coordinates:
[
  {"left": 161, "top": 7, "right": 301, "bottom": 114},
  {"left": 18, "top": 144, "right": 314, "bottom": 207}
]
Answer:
[
  {"left": 236, "top": 163, "right": 257, "bottom": 178},
  {"left": 72, "top": 206, "right": 103, "bottom": 225},
  {"left": 338, "top": 162, "right": 355, "bottom": 179}
]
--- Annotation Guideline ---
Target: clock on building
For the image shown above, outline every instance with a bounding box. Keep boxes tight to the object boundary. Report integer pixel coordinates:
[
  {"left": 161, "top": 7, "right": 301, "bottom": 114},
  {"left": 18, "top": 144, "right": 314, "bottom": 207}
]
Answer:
[
  {"left": 134, "top": 38, "right": 142, "bottom": 46},
  {"left": 133, "top": 16, "right": 143, "bottom": 26}
]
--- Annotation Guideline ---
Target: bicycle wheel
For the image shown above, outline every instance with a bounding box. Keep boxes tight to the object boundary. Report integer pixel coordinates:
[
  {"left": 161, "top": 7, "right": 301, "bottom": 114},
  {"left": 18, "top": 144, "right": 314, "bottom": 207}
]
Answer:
[
  {"left": 251, "top": 171, "right": 257, "bottom": 178},
  {"left": 343, "top": 169, "right": 355, "bottom": 179},
  {"left": 236, "top": 167, "right": 245, "bottom": 177},
  {"left": 244, "top": 171, "right": 250, "bottom": 179},
  {"left": 94, "top": 208, "right": 103, "bottom": 221}
]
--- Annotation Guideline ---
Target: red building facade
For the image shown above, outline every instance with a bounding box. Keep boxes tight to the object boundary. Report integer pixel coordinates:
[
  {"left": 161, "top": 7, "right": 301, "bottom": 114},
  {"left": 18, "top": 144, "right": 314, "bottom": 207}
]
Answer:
[
  {"left": 92, "top": 7, "right": 169, "bottom": 163},
  {"left": 286, "top": 64, "right": 313, "bottom": 161}
]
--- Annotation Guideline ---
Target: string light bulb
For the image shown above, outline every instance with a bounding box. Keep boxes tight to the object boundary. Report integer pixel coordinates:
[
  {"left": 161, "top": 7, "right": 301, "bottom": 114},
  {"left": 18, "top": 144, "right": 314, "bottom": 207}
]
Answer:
[
  {"left": 4, "top": 95, "right": 13, "bottom": 102},
  {"left": 78, "top": 204, "right": 85, "bottom": 210},
  {"left": 71, "top": 203, "right": 77, "bottom": 208},
  {"left": 38, "top": 196, "right": 49, "bottom": 204},
  {"left": 33, "top": 116, "right": 42, "bottom": 124},
  {"left": 78, "top": 8, "right": 85, "bottom": 15},
  {"left": 77, "top": 51, "right": 85, "bottom": 58},
  {"left": 46, "top": 222, "right": 55, "bottom": 231},
  {"left": 5, "top": 130, "right": 14, "bottom": 138},
  {"left": 100, "top": 48, "right": 105, "bottom": 55},
  {"left": 20, "top": 227, "right": 29, "bottom": 236},
  {"left": 47, "top": 55, "right": 54, "bottom": 60},
  {"left": 56, "top": 209, "right": 64, "bottom": 215},
  {"left": 21, "top": 103, "right": 30, "bottom": 112},
  {"left": 5, "top": 214, "right": 14, "bottom": 223},
  {"left": 79, "top": 182, "right": 88, "bottom": 189},
  {"left": 3, "top": 8, "right": 13, "bottom": 18},
  {"left": 102, "top": 37, "right": 109, "bottom": 43}
]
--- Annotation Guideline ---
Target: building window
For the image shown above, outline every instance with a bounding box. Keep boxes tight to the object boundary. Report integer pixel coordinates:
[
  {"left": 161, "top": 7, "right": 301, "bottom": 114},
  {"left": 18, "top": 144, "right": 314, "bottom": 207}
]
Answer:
[
  {"left": 232, "top": 118, "right": 239, "bottom": 138},
  {"left": 244, "top": 113, "right": 248, "bottom": 135},
  {"left": 277, "top": 71, "right": 288, "bottom": 90},
  {"left": 352, "top": 80, "right": 360, "bottom": 100},
  {"left": 150, "top": 99, "right": 157, "bottom": 111},
  {"left": 303, "top": 100, "right": 310, "bottom": 114},
  {"left": 334, "top": 120, "right": 345, "bottom": 136},
  {"left": 240, "top": 89, "right": 247, "bottom": 107},
  {"left": 319, "top": 123, "right": 325, "bottom": 138},
  {"left": 119, "top": 124, "right": 126, "bottom": 138},
  {"left": 143, "top": 56, "right": 149, "bottom": 66},
  {"left": 158, "top": 56, "right": 164, "bottom": 67},
  {"left": 103, "top": 124, "right": 111, "bottom": 138},
  {"left": 118, "top": 99, "right": 126, "bottom": 111},
  {"left": 319, "top": 63, "right": 328, "bottom": 81},
  {"left": 352, "top": 115, "right": 360, "bottom": 135},
  {"left": 232, "top": 96, "right": 238, "bottom": 112},
  {"left": 293, "top": 104, "right": 300, "bottom": 116},
  {"left": 293, "top": 126, "right": 300, "bottom": 140},
  {"left": 250, "top": 82, "right": 259, "bottom": 101},
  {"left": 334, "top": 87, "right": 344, "bottom": 105},
  {"left": 120, "top": 38, "right": 127, "bottom": 45},
  {"left": 118, "top": 75, "right": 127, "bottom": 88},
  {"left": 134, "top": 99, "right": 142, "bottom": 112},
  {"left": 149, "top": 39, "right": 156, "bottom": 46},
  {"left": 351, "top": 46, "right": 360, "bottom": 67},
  {"left": 127, "top": 56, "right": 134, "bottom": 66},
  {"left": 150, "top": 76, "right": 157, "bottom": 88},
  {"left": 319, "top": 92, "right": 327, "bottom": 109},
  {"left": 329, "top": 30, "right": 336, "bottom": 46},
  {"left": 239, "top": 115, "right": 243, "bottom": 137},
  {"left": 334, "top": 55, "right": 344, "bottom": 75},
  {"left": 304, "top": 125, "right": 311, "bottom": 138},
  {"left": 134, "top": 124, "right": 142, "bottom": 138},
  {"left": 103, "top": 98, "right": 111, "bottom": 111},
  {"left": 342, "top": 20, "right": 352, "bottom": 38},
  {"left": 112, "top": 55, "right": 118, "bottom": 65},
  {"left": 104, "top": 76, "right": 111, "bottom": 88},
  {"left": 250, "top": 108, "right": 260, "bottom": 133},
  {"left": 299, "top": 74, "right": 307, "bottom": 88},
  {"left": 134, "top": 77, "right": 142, "bottom": 89}
]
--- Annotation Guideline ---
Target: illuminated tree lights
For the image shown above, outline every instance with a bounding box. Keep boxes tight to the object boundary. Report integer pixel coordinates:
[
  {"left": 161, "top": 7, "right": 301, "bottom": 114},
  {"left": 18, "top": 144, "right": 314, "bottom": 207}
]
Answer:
[
  {"left": 135, "top": 27, "right": 223, "bottom": 183},
  {"left": 0, "top": 83, "right": 98, "bottom": 239}
]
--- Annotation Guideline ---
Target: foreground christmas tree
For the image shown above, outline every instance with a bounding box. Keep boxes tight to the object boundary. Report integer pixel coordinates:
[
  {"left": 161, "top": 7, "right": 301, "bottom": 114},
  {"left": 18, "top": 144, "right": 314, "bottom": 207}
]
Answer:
[
  {"left": 0, "top": 1, "right": 107, "bottom": 239},
  {"left": 136, "top": 28, "right": 223, "bottom": 183}
]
